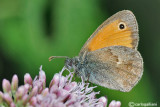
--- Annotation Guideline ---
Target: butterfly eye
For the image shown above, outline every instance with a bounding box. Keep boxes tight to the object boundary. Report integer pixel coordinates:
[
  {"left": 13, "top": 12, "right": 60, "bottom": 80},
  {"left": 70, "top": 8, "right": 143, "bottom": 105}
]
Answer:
[{"left": 118, "top": 22, "right": 126, "bottom": 30}]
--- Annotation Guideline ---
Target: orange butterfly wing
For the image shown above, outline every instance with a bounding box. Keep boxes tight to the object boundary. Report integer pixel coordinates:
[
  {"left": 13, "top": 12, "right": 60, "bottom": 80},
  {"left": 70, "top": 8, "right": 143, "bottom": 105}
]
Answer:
[{"left": 79, "top": 10, "right": 139, "bottom": 55}]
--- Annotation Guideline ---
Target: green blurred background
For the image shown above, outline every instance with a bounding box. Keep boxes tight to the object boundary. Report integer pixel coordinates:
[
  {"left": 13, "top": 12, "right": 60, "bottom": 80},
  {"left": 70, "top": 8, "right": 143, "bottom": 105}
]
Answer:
[{"left": 0, "top": 0, "right": 159, "bottom": 106}]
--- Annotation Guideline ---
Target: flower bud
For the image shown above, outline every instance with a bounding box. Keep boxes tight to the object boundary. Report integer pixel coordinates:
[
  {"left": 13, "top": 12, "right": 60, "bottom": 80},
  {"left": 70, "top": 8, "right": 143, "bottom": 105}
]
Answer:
[
  {"left": 2, "top": 79, "right": 11, "bottom": 94},
  {"left": 3, "top": 93, "right": 13, "bottom": 106},
  {"left": 24, "top": 73, "right": 32, "bottom": 85},
  {"left": 11, "top": 75, "right": 18, "bottom": 92}
]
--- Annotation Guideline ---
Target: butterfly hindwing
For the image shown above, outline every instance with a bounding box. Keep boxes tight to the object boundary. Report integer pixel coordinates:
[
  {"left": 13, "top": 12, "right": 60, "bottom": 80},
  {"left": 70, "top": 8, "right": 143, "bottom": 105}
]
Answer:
[{"left": 84, "top": 46, "right": 143, "bottom": 92}]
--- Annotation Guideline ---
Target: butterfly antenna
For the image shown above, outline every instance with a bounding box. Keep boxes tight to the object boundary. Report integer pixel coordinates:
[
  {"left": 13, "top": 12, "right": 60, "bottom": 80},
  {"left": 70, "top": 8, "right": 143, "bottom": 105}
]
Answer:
[{"left": 49, "top": 56, "right": 68, "bottom": 61}]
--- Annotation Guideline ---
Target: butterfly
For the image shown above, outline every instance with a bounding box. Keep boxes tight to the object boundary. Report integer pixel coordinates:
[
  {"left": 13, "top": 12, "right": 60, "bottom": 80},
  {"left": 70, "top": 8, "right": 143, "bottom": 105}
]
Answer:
[{"left": 49, "top": 10, "right": 143, "bottom": 92}]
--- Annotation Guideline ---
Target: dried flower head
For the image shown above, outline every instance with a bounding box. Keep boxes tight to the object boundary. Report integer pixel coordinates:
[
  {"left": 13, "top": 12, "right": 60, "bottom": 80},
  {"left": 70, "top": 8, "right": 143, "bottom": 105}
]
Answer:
[{"left": 0, "top": 66, "right": 121, "bottom": 107}]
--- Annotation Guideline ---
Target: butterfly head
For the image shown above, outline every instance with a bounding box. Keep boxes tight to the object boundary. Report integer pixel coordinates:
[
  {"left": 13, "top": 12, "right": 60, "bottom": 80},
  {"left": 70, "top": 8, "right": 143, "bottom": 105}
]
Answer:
[{"left": 65, "top": 57, "right": 79, "bottom": 70}]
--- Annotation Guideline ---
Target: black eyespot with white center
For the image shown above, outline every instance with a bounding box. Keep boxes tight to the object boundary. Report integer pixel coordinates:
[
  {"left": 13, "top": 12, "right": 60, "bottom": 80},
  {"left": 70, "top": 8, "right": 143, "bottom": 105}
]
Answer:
[
  {"left": 118, "top": 22, "right": 126, "bottom": 30},
  {"left": 119, "top": 24, "right": 125, "bottom": 29}
]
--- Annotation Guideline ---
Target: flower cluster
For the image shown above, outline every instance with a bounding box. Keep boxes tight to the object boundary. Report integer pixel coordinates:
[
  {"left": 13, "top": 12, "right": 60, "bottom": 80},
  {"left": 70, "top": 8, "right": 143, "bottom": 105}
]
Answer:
[{"left": 0, "top": 66, "right": 121, "bottom": 107}]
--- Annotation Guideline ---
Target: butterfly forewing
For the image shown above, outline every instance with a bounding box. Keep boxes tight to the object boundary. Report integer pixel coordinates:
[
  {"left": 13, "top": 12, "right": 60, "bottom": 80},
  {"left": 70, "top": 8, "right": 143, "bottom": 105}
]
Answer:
[{"left": 79, "top": 10, "right": 139, "bottom": 56}]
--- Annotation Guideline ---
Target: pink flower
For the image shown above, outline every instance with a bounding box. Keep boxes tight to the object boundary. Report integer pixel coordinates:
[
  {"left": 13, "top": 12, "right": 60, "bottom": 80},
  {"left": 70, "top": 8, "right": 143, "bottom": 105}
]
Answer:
[{"left": 0, "top": 66, "right": 121, "bottom": 107}]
